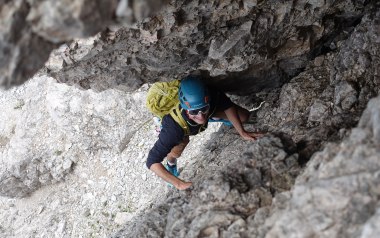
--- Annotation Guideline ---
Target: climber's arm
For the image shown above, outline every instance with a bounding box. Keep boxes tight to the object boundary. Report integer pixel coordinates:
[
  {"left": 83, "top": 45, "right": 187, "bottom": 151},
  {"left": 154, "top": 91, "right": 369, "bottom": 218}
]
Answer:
[
  {"left": 224, "top": 106, "right": 264, "bottom": 141},
  {"left": 146, "top": 115, "right": 192, "bottom": 190},
  {"left": 150, "top": 163, "right": 192, "bottom": 190}
]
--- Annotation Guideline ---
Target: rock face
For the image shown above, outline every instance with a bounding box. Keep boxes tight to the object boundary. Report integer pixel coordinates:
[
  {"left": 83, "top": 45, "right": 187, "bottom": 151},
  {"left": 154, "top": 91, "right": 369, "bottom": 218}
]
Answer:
[
  {"left": 248, "top": 6, "right": 380, "bottom": 162},
  {"left": 0, "top": 75, "right": 149, "bottom": 198},
  {"left": 0, "top": 0, "right": 117, "bottom": 88},
  {"left": 113, "top": 2, "right": 380, "bottom": 237},
  {"left": 114, "top": 131, "right": 301, "bottom": 237},
  {"left": 0, "top": 0, "right": 165, "bottom": 88},
  {"left": 53, "top": 0, "right": 373, "bottom": 93},
  {"left": 257, "top": 95, "right": 380, "bottom": 238},
  {"left": 0, "top": 0, "right": 379, "bottom": 237},
  {"left": 0, "top": 76, "right": 222, "bottom": 237},
  {"left": 114, "top": 96, "right": 380, "bottom": 237}
]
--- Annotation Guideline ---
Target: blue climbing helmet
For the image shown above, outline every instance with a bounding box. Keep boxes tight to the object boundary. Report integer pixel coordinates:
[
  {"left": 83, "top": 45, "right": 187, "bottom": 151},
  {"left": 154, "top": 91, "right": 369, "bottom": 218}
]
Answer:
[{"left": 179, "top": 76, "right": 210, "bottom": 110}]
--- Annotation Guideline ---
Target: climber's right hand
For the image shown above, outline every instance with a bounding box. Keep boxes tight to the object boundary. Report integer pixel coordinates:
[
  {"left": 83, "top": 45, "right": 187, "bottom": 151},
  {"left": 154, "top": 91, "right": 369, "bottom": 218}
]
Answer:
[{"left": 176, "top": 181, "right": 192, "bottom": 190}]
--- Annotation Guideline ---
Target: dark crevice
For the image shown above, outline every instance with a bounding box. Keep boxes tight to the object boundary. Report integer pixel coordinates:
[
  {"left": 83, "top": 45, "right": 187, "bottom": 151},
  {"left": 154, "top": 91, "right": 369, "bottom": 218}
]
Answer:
[
  {"left": 271, "top": 132, "right": 297, "bottom": 155},
  {"left": 296, "top": 140, "right": 321, "bottom": 166},
  {"left": 201, "top": 64, "right": 288, "bottom": 95},
  {"left": 309, "top": 13, "right": 363, "bottom": 59},
  {"left": 201, "top": 11, "right": 365, "bottom": 96},
  {"left": 174, "top": 9, "right": 187, "bottom": 26}
]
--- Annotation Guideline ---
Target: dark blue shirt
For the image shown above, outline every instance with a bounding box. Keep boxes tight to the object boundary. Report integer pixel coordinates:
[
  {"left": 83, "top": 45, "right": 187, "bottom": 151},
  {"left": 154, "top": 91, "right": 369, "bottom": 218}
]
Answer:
[{"left": 146, "top": 89, "right": 233, "bottom": 169}]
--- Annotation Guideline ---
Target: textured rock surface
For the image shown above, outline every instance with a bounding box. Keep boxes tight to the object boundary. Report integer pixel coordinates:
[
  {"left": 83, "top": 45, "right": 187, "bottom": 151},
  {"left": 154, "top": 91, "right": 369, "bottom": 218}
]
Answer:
[
  {"left": 0, "top": 0, "right": 117, "bottom": 88},
  {"left": 0, "top": 75, "right": 149, "bottom": 198},
  {"left": 0, "top": 76, "right": 221, "bottom": 237},
  {"left": 53, "top": 0, "right": 372, "bottom": 93},
  {"left": 256, "top": 95, "right": 380, "bottom": 238},
  {"left": 113, "top": 93, "right": 379, "bottom": 237},
  {"left": 114, "top": 131, "right": 301, "bottom": 237},
  {"left": 0, "top": 0, "right": 165, "bottom": 88},
  {"left": 113, "top": 3, "right": 380, "bottom": 237},
  {"left": 0, "top": 0, "right": 57, "bottom": 88},
  {"left": 244, "top": 6, "right": 380, "bottom": 163},
  {"left": 0, "top": 0, "right": 379, "bottom": 237}
]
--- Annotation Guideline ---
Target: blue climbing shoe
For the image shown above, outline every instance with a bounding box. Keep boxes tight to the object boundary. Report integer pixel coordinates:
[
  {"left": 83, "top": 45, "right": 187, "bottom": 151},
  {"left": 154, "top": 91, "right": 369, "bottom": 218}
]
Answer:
[
  {"left": 222, "top": 120, "right": 232, "bottom": 126},
  {"left": 208, "top": 118, "right": 233, "bottom": 126},
  {"left": 164, "top": 163, "right": 180, "bottom": 177},
  {"left": 164, "top": 163, "right": 180, "bottom": 188}
]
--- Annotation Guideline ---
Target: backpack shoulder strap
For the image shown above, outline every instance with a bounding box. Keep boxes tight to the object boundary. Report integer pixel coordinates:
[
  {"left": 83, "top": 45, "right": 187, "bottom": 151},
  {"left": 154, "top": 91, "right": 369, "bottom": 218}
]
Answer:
[{"left": 169, "top": 104, "right": 190, "bottom": 136}]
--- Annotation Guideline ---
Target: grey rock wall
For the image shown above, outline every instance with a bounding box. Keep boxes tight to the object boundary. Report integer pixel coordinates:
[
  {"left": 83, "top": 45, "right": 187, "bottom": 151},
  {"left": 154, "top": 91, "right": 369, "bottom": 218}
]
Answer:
[
  {"left": 53, "top": 0, "right": 372, "bottom": 94},
  {"left": 0, "top": 76, "right": 222, "bottom": 237},
  {"left": 114, "top": 68, "right": 380, "bottom": 237},
  {"left": 114, "top": 90, "right": 379, "bottom": 237},
  {"left": 249, "top": 5, "right": 380, "bottom": 162},
  {"left": 0, "top": 0, "right": 117, "bottom": 88},
  {"left": 113, "top": 130, "right": 301, "bottom": 238},
  {"left": 259, "top": 95, "right": 380, "bottom": 238},
  {"left": 113, "top": 2, "right": 380, "bottom": 237},
  {"left": 0, "top": 0, "right": 379, "bottom": 237},
  {"left": 0, "top": 0, "right": 165, "bottom": 88},
  {"left": 0, "top": 76, "right": 149, "bottom": 198}
]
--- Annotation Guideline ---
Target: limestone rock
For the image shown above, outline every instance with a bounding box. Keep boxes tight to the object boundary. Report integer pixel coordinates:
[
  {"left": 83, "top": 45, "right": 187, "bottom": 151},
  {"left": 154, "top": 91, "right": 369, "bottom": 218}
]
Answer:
[
  {"left": 0, "top": 1, "right": 379, "bottom": 238},
  {"left": 113, "top": 134, "right": 302, "bottom": 237},
  {"left": 53, "top": 0, "right": 370, "bottom": 93},
  {"left": 262, "top": 95, "right": 380, "bottom": 238},
  {"left": 0, "top": 0, "right": 166, "bottom": 88},
  {"left": 0, "top": 75, "right": 149, "bottom": 198}
]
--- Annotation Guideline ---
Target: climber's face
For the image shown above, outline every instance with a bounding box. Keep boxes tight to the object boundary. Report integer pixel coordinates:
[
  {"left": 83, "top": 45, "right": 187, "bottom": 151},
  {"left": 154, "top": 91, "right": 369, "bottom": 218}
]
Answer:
[
  {"left": 186, "top": 105, "right": 209, "bottom": 124},
  {"left": 187, "top": 111, "right": 207, "bottom": 124}
]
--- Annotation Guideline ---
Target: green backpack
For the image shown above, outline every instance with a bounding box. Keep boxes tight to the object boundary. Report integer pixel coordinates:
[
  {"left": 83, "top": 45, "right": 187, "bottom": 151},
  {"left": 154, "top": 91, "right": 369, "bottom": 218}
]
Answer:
[{"left": 146, "top": 80, "right": 190, "bottom": 135}]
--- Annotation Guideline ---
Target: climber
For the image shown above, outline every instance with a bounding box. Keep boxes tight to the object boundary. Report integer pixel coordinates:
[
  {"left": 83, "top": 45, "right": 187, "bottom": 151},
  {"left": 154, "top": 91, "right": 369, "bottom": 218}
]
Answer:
[{"left": 146, "top": 76, "right": 264, "bottom": 190}]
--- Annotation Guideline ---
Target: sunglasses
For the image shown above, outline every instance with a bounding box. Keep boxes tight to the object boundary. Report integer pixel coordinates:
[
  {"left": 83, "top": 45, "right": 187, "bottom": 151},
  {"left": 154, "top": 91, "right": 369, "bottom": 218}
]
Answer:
[{"left": 188, "top": 105, "right": 210, "bottom": 115}]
